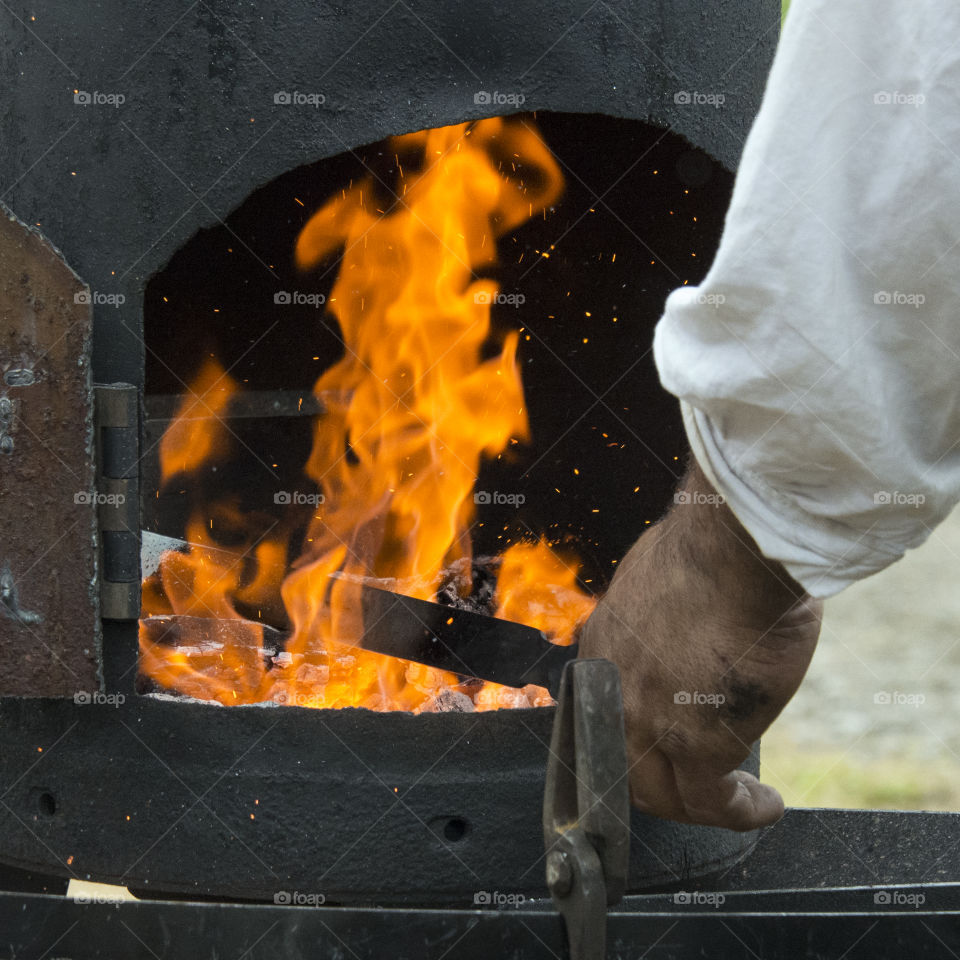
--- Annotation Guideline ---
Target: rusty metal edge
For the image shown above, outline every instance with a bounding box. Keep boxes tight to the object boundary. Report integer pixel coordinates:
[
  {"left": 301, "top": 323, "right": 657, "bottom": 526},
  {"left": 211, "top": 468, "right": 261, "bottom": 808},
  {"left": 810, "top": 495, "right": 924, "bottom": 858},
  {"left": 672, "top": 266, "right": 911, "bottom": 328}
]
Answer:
[{"left": 0, "top": 200, "right": 102, "bottom": 697}]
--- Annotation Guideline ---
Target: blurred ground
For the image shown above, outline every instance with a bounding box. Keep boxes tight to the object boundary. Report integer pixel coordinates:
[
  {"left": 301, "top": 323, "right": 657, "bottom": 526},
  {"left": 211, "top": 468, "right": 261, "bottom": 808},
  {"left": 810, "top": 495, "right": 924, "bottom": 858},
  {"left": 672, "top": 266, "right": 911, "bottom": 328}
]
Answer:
[{"left": 762, "top": 505, "right": 960, "bottom": 810}]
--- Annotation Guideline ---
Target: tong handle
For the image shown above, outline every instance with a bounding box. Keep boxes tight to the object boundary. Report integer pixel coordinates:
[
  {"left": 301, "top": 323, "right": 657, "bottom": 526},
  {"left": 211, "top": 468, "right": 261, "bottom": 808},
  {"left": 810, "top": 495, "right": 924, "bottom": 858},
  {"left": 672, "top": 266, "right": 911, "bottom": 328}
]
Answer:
[{"left": 543, "top": 658, "right": 630, "bottom": 960}]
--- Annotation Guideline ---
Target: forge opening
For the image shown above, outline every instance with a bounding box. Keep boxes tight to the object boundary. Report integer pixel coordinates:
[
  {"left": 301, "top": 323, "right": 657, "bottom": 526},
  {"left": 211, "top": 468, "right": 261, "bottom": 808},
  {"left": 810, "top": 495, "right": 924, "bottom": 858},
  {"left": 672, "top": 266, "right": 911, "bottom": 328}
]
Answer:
[{"left": 138, "top": 112, "right": 732, "bottom": 713}]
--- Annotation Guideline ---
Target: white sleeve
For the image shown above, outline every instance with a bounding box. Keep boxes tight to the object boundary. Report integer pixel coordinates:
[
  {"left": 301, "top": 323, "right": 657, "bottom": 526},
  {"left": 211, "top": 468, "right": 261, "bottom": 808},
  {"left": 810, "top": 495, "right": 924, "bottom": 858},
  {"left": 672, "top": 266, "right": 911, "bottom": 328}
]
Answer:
[{"left": 653, "top": 0, "right": 960, "bottom": 598}]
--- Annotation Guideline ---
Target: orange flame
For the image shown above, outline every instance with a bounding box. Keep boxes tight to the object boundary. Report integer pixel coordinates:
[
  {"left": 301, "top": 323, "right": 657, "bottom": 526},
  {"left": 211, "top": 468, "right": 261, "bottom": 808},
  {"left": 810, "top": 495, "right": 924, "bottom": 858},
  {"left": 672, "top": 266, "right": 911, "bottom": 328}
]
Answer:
[
  {"left": 158, "top": 358, "right": 238, "bottom": 482},
  {"left": 494, "top": 539, "right": 596, "bottom": 646},
  {"left": 141, "top": 117, "right": 595, "bottom": 712}
]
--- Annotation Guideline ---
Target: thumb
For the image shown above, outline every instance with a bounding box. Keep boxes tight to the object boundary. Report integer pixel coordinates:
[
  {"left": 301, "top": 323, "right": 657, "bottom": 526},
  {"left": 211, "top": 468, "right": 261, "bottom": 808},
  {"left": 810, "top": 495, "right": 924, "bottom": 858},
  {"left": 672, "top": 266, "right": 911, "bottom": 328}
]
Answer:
[{"left": 671, "top": 766, "right": 785, "bottom": 831}]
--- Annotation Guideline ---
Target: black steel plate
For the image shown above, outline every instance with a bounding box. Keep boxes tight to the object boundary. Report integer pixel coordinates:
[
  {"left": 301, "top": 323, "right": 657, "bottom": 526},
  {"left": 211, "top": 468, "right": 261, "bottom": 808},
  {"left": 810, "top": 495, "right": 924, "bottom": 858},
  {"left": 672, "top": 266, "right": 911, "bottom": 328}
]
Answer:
[
  {"left": 0, "top": 695, "right": 759, "bottom": 903},
  {"left": 2, "top": 886, "right": 960, "bottom": 960}
]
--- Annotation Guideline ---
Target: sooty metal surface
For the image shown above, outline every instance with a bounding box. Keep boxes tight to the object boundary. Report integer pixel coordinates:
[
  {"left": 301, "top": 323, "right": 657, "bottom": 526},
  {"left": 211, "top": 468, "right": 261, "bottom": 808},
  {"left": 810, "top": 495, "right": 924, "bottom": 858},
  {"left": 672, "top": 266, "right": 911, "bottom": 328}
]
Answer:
[
  {"left": 0, "top": 0, "right": 780, "bottom": 902},
  {"left": 0, "top": 695, "right": 759, "bottom": 903},
  {"left": 3, "top": 892, "right": 960, "bottom": 960},
  {"left": 3, "top": 809, "right": 960, "bottom": 959},
  {"left": 2, "top": 810, "right": 960, "bottom": 959},
  {"left": 0, "top": 0, "right": 779, "bottom": 388}
]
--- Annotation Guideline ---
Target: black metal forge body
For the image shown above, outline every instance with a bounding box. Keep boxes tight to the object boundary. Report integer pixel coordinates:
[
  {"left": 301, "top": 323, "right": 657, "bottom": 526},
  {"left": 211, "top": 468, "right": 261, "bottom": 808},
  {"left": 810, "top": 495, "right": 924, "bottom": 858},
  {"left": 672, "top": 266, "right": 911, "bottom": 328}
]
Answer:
[
  {"left": 4, "top": 809, "right": 960, "bottom": 959},
  {"left": 0, "top": 0, "right": 784, "bottom": 906}
]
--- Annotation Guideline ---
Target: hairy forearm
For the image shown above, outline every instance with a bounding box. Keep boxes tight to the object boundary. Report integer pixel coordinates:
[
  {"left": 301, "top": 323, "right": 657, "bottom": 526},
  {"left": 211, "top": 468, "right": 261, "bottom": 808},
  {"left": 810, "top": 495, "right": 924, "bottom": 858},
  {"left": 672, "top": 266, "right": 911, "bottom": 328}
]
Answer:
[{"left": 663, "top": 459, "right": 807, "bottom": 617}]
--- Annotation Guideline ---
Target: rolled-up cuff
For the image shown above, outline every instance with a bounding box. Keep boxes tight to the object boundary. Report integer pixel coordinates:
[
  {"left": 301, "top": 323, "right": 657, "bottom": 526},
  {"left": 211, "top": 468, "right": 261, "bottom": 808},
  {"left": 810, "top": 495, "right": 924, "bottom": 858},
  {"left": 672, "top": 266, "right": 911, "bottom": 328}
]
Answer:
[{"left": 680, "top": 401, "right": 906, "bottom": 598}]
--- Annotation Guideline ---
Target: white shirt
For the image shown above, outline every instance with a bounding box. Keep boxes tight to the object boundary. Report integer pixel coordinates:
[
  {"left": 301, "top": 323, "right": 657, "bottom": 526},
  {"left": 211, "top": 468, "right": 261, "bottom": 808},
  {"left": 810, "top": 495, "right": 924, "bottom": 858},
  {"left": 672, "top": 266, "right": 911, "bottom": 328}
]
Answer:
[{"left": 653, "top": 0, "right": 960, "bottom": 597}]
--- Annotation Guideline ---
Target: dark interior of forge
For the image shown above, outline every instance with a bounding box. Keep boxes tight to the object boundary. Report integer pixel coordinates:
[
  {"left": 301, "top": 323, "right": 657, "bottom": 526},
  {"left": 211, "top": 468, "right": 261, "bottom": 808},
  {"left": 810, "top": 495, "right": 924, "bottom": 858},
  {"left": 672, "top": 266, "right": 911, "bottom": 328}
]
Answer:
[{"left": 142, "top": 111, "right": 731, "bottom": 619}]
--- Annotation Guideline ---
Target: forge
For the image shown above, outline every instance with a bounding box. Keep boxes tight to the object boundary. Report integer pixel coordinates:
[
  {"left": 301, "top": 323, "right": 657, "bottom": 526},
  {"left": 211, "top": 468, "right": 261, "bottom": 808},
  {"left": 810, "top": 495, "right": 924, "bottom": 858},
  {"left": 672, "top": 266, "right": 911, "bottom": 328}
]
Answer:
[
  {"left": 3, "top": 1, "right": 960, "bottom": 957},
  {"left": 0, "top": 0, "right": 761, "bottom": 895}
]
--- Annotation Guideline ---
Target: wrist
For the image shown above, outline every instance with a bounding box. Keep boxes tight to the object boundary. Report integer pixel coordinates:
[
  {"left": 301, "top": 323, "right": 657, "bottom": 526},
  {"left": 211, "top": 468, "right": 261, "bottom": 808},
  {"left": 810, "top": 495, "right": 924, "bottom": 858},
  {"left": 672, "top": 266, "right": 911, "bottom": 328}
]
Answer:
[{"left": 669, "top": 458, "right": 805, "bottom": 614}]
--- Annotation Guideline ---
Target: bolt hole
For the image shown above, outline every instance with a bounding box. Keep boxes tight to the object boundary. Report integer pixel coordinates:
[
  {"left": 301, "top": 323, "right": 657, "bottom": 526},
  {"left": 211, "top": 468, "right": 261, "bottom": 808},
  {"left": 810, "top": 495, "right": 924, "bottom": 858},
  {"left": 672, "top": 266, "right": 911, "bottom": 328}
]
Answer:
[
  {"left": 443, "top": 817, "right": 469, "bottom": 842},
  {"left": 38, "top": 792, "right": 56, "bottom": 817}
]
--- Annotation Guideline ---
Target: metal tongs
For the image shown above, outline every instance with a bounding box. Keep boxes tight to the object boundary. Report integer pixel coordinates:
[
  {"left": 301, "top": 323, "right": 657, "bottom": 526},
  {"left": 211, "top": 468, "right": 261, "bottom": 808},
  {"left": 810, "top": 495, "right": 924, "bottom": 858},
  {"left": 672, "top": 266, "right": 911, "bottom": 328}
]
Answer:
[{"left": 543, "top": 659, "right": 630, "bottom": 960}]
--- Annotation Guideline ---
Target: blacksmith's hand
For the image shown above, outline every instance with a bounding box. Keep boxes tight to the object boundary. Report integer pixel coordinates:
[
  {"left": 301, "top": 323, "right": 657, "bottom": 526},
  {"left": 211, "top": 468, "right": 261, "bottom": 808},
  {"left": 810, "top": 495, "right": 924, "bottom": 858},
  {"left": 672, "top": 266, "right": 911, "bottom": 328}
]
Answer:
[{"left": 578, "top": 459, "right": 822, "bottom": 831}]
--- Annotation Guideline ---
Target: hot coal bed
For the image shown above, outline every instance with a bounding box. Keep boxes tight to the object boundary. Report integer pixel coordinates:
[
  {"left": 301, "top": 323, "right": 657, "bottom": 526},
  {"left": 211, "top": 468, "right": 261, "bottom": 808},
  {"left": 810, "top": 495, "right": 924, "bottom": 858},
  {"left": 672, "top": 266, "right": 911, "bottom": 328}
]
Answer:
[{"left": 2, "top": 2, "right": 960, "bottom": 958}]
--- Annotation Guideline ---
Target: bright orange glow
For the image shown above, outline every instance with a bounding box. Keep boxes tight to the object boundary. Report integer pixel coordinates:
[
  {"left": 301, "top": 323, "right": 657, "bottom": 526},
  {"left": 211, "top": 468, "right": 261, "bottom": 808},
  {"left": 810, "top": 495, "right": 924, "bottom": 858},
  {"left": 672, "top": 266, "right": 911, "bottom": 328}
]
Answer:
[
  {"left": 494, "top": 539, "right": 596, "bottom": 646},
  {"left": 140, "top": 117, "right": 595, "bottom": 712},
  {"left": 158, "top": 358, "right": 238, "bottom": 482}
]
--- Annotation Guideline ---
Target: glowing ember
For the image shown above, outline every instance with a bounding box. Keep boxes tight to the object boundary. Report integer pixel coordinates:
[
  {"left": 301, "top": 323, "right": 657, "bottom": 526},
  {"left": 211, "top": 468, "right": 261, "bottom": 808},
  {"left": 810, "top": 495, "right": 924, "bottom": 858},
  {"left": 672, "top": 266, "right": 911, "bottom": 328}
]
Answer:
[{"left": 140, "top": 117, "right": 596, "bottom": 711}]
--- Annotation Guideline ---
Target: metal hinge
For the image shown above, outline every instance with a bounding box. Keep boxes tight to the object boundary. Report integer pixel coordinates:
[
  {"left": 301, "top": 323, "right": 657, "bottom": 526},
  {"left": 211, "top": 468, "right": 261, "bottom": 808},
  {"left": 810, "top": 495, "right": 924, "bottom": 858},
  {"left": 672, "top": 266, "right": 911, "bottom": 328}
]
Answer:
[{"left": 94, "top": 383, "right": 140, "bottom": 620}]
